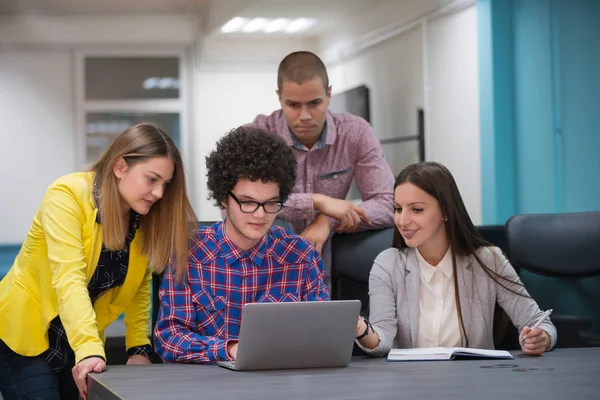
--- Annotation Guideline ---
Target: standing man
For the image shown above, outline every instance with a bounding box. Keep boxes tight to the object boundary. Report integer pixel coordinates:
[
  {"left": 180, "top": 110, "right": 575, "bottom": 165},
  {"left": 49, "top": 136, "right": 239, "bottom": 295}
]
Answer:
[{"left": 248, "top": 51, "right": 395, "bottom": 285}]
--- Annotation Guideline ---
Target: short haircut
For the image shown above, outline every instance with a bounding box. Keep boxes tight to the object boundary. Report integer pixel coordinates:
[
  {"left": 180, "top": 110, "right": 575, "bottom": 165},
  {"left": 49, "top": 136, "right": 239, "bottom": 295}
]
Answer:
[
  {"left": 206, "top": 126, "right": 297, "bottom": 207},
  {"left": 277, "top": 51, "right": 329, "bottom": 92}
]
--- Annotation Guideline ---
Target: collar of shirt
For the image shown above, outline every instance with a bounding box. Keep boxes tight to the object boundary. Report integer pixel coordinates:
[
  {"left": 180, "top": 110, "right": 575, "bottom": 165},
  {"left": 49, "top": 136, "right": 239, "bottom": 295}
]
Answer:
[
  {"left": 416, "top": 246, "right": 453, "bottom": 283},
  {"left": 285, "top": 110, "right": 337, "bottom": 151},
  {"left": 216, "top": 222, "right": 269, "bottom": 267}
]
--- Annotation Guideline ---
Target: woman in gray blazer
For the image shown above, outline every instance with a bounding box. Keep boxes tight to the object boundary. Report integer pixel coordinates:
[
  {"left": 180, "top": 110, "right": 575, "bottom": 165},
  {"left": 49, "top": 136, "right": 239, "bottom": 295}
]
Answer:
[{"left": 354, "top": 162, "right": 556, "bottom": 357}]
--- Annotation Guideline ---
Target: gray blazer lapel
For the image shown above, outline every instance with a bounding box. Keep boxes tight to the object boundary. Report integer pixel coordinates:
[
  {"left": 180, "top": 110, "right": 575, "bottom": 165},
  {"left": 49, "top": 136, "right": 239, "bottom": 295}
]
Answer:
[
  {"left": 456, "top": 255, "right": 474, "bottom": 344},
  {"left": 405, "top": 249, "right": 420, "bottom": 347}
]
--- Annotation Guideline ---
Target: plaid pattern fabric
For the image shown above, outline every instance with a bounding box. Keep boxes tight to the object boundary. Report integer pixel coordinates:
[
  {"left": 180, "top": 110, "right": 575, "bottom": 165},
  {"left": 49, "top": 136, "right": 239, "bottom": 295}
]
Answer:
[
  {"left": 44, "top": 207, "right": 150, "bottom": 372},
  {"left": 154, "top": 222, "right": 329, "bottom": 364}
]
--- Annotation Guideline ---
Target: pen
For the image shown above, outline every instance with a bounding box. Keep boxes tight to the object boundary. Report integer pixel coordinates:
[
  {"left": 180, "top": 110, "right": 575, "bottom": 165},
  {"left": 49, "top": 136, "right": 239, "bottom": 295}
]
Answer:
[{"left": 520, "top": 309, "right": 553, "bottom": 343}]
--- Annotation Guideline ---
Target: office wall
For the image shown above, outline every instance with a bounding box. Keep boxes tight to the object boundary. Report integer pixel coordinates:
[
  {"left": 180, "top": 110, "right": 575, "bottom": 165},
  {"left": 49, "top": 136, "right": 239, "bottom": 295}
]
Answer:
[
  {"left": 556, "top": 1, "right": 600, "bottom": 213},
  {"left": 325, "top": 26, "right": 424, "bottom": 175},
  {"left": 478, "top": 0, "right": 600, "bottom": 222},
  {"left": 0, "top": 16, "right": 198, "bottom": 244},
  {"left": 0, "top": 50, "right": 76, "bottom": 243},
  {"left": 321, "top": 0, "right": 482, "bottom": 224},
  {"left": 426, "top": 6, "right": 481, "bottom": 224},
  {"left": 478, "top": 0, "right": 600, "bottom": 334}
]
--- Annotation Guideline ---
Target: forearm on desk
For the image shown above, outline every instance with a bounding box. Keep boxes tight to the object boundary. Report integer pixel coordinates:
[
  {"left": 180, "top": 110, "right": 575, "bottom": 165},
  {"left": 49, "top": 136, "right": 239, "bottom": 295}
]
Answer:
[
  {"left": 358, "top": 254, "right": 400, "bottom": 356},
  {"left": 154, "top": 327, "right": 232, "bottom": 364}
]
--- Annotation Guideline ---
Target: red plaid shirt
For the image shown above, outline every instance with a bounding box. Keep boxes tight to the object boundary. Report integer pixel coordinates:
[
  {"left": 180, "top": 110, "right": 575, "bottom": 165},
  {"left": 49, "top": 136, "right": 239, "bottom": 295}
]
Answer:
[{"left": 154, "top": 222, "right": 329, "bottom": 364}]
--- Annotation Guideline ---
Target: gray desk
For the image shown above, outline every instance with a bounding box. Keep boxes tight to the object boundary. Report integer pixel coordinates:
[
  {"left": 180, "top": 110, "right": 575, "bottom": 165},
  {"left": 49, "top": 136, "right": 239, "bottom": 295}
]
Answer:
[{"left": 88, "top": 347, "right": 600, "bottom": 400}]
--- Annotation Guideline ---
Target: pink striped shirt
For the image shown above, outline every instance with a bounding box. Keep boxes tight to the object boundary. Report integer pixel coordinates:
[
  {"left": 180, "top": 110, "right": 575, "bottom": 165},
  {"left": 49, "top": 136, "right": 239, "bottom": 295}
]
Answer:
[{"left": 250, "top": 109, "right": 395, "bottom": 233}]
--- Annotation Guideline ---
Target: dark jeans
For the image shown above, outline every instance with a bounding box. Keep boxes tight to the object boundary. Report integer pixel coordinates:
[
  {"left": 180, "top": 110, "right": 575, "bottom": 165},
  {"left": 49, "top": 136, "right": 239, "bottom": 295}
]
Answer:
[{"left": 0, "top": 339, "right": 79, "bottom": 400}]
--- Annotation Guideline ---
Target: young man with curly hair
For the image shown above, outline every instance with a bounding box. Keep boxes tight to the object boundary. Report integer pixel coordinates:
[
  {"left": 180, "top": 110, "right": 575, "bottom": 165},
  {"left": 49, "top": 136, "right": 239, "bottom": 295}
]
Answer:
[{"left": 153, "top": 126, "right": 330, "bottom": 364}]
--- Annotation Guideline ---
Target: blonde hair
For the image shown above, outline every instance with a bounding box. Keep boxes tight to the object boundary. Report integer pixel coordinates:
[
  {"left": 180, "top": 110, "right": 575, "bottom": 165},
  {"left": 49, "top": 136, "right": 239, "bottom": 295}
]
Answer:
[{"left": 89, "top": 123, "right": 197, "bottom": 280}]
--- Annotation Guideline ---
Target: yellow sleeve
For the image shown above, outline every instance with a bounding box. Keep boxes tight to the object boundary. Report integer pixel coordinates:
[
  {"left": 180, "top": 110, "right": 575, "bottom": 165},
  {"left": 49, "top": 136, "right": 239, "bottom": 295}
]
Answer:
[
  {"left": 40, "top": 183, "right": 105, "bottom": 363},
  {"left": 124, "top": 266, "right": 152, "bottom": 351}
]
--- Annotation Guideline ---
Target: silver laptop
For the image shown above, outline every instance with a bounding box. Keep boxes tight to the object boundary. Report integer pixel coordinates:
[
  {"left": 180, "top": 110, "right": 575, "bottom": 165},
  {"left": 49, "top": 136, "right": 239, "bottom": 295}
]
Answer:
[{"left": 217, "top": 300, "right": 361, "bottom": 371}]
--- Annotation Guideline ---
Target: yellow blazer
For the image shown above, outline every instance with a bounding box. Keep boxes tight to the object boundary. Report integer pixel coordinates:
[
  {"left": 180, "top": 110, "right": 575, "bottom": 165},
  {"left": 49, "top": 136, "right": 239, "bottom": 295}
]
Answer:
[{"left": 0, "top": 172, "right": 151, "bottom": 363}]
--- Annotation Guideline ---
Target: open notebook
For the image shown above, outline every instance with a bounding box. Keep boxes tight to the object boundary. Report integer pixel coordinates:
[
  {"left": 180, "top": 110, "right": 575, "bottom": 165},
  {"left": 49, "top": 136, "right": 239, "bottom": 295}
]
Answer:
[{"left": 387, "top": 347, "right": 514, "bottom": 362}]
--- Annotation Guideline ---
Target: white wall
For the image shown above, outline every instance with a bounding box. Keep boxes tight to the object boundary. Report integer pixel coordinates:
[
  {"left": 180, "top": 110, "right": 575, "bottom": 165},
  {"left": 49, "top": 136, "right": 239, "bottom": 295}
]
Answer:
[
  {"left": 426, "top": 6, "right": 481, "bottom": 224},
  {"left": 0, "top": 16, "right": 196, "bottom": 244},
  {"left": 320, "top": 0, "right": 451, "bottom": 58},
  {"left": 193, "top": 36, "right": 318, "bottom": 221},
  {"left": 320, "top": 0, "right": 482, "bottom": 224},
  {"left": 327, "top": 25, "right": 424, "bottom": 175},
  {"left": 0, "top": 50, "right": 76, "bottom": 243}
]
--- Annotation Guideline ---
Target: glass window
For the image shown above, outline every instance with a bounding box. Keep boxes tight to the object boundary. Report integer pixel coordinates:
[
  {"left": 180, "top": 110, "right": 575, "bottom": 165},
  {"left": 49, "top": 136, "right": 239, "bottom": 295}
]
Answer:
[
  {"left": 86, "top": 112, "right": 180, "bottom": 164},
  {"left": 85, "top": 57, "right": 179, "bottom": 100}
]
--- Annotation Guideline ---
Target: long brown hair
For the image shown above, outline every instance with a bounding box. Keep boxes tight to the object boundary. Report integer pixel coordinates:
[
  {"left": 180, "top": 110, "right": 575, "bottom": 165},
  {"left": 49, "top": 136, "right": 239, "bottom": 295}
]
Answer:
[
  {"left": 393, "top": 162, "right": 527, "bottom": 346},
  {"left": 89, "top": 123, "right": 197, "bottom": 280}
]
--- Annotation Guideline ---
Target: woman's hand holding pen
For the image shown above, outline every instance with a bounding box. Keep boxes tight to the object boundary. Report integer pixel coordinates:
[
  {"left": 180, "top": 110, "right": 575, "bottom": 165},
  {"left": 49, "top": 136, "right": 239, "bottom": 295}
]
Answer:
[
  {"left": 519, "top": 327, "right": 551, "bottom": 356},
  {"left": 519, "top": 308, "right": 552, "bottom": 356}
]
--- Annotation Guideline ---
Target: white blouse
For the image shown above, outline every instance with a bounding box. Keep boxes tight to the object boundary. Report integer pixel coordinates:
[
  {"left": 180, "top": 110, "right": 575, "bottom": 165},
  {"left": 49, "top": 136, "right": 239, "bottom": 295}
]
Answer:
[{"left": 416, "top": 247, "right": 463, "bottom": 348}]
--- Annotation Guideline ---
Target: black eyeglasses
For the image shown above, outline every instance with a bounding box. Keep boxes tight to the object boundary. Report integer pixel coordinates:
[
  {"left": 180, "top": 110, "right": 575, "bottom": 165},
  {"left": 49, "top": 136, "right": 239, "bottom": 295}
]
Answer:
[{"left": 228, "top": 191, "right": 284, "bottom": 214}]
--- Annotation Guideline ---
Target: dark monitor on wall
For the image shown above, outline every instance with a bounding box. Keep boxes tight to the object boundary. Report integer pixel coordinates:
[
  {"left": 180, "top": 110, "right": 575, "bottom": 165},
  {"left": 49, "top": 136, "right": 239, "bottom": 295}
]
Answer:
[{"left": 329, "top": 85, "right": 371, "bottom": 123}]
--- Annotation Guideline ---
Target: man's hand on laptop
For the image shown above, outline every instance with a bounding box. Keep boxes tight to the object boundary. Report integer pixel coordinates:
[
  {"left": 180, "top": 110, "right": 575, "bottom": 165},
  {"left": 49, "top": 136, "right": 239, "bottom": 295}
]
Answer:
[
  {"left": 227, "top": 341, "right": 239, "bottom": 359},
  {"left": 299, "top": 214, "right": 330, "bottom": 254},
  {"left": 312, "top": 194, "right": 370, "bottom": 232}
]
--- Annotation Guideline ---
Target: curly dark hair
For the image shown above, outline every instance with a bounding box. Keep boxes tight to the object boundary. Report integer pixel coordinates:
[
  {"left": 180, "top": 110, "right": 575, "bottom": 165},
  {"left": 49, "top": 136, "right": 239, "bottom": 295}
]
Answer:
[{"left": 206, "top": 126, "right": 297, "bottom": 208}]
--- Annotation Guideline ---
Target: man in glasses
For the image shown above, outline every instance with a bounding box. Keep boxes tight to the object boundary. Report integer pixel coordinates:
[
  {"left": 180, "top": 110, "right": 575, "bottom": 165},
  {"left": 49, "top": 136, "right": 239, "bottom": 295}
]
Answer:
[{"left": 154, "top": 126, "right": 329, "bottom": 364}]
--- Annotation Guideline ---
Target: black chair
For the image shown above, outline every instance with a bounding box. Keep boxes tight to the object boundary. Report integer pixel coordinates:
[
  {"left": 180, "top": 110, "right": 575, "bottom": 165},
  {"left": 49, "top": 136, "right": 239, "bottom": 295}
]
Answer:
[
  {"left": 331, "top": 228, "right": 394, "bottom": 316},
  {"left": 506, "top": 211, "right": 600, "bottom": 348},
  {"left": 477, "top": 225, "right": 509, "bottom": 257},
  {"left": 476, "top": 224, "right": 520, "bottom": 350},
  {"left": 331, "top": 228, "right": 394, "bottom": 356}
]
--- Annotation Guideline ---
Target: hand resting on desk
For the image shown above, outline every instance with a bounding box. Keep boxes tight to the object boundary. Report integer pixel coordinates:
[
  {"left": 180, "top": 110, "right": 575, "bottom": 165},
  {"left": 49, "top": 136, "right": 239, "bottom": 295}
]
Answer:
[
  {"left": 73, "top": 356, "right": 106, "bottom": 400},
  {"left": 127, "top": 354, "right": 152, "bottom": 365},
  {"left": 227, "top": 342, "right": 239, "bottom": 359}
]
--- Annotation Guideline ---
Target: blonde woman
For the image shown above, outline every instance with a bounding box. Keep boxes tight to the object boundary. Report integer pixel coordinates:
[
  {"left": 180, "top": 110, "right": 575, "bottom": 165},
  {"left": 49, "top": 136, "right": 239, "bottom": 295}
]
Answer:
[{"left": 0, "top": 123, "right": 197, "bottom": 400}]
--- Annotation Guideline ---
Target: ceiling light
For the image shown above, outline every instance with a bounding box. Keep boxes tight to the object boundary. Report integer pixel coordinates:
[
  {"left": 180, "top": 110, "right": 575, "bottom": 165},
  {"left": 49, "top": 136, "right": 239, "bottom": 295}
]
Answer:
[
  {"left": 264, "top": 18, "right": 289, "bottom": 33},
  {"left": 220, "top": 17, "right": 248, "bottom": 33},
  {"left": 219, "top": 17, "right": 317, "bottom": 34},
  {"left": 285, "top": 18, "right": 316, "bottom": 34},
  {"left": 242, "top": 18, "right": 269, "bottom": 33}
]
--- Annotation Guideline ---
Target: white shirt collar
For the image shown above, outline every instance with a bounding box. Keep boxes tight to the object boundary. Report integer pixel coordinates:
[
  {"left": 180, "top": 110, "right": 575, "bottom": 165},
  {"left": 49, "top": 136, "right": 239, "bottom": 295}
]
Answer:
[{"left": 416, "top": 246, "right": 453, "bottom": 283}]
